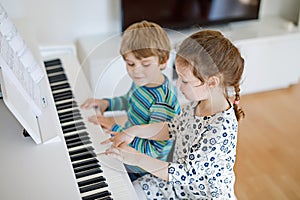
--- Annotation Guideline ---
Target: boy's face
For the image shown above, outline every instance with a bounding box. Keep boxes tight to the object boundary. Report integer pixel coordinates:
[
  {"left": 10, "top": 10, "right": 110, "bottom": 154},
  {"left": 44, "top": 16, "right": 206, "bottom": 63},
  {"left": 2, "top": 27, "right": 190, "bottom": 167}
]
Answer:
[
  {"left": 124, "top": 52, "right": 166, "bottom": 87},
  {"left": 175, "top": 60, "right": 209, "bottom": 101}
]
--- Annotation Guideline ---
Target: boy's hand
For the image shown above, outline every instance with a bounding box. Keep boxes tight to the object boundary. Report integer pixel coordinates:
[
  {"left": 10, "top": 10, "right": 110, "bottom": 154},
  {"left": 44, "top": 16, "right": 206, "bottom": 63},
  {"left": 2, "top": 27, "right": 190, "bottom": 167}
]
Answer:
[
  {"left": 104, "top": 143, "right": 140, "bottom": 166},
  {"left": 80, "top": 98, "right": 109, "bottom": 114},
  {"left": 101, "top": 131, "right": 134, "bottom": 147},
  {"left": 88, "top": 115, "right": 115, "bottom": 130}
]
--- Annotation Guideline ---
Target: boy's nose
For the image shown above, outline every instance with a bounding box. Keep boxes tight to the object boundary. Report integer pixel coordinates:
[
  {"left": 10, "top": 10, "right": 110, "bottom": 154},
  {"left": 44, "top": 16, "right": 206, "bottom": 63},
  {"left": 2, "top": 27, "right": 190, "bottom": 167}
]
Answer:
[{"left": 133, "top": 64, "right": 142, "bottom": 73}]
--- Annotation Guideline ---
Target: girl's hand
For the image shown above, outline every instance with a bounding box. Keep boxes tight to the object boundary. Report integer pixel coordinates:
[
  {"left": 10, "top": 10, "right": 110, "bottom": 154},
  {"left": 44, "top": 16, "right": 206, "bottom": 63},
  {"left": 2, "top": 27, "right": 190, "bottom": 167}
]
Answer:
[
  {"left": 80, "top": 98, "right": 109, "bottom": 114},
  {"left": 88, "top": 115, "right": 115, "bottom": 130},
  {"left": 104, "top": 143, "right": 141, "bottom": 166},
  {"left": 101, "top": 131, "right": 135, "bottom": 147}
]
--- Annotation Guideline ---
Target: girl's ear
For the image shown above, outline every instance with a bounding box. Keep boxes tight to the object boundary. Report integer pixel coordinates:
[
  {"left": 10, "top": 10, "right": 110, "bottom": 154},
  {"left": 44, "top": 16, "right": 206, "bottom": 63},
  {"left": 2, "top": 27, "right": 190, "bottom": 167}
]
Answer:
[{"left": 207, "top": 76, "right": 220, "bottom": 88}]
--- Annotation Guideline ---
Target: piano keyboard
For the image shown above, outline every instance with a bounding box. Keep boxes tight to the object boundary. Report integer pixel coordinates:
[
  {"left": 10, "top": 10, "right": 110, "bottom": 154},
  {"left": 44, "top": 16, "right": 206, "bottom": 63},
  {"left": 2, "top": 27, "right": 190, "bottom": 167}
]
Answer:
[{"left": 43, "top": 56, "right": 138, "bottom": 200}]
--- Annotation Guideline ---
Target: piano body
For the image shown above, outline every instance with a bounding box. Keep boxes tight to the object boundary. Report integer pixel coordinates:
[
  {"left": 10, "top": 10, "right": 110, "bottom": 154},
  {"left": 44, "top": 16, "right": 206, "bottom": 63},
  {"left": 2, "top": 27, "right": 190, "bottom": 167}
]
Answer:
[{"left": 0, "top": 4, "right": 138, "bottom": 200}]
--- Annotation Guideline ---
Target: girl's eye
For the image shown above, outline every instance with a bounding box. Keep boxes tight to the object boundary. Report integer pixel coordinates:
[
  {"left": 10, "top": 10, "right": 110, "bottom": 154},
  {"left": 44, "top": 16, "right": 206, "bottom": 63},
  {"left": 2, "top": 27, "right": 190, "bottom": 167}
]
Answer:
[
  {"left": 127, "top": 63, "right": 134, "bottom": 67},
  {"left": 181, "top": 80, "right": 188, "bottom": 84}
]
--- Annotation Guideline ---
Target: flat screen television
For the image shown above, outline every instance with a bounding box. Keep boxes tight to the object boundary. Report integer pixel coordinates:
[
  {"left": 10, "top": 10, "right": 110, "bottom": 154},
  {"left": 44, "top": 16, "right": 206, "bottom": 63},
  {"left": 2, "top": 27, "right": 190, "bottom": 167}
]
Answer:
[{"left": 121, "top": 0, "right": 261, "bottom": 31}]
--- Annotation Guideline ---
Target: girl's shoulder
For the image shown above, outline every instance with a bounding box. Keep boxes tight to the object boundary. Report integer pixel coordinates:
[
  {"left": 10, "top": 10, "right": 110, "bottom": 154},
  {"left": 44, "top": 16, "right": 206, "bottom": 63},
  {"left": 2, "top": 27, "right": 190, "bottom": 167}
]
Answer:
[
  {"left": 203, "top": 105, "right": 238, "bottom": 132},
  {"left": 186, "top": 101, "right": 237, "bottom": 126}
]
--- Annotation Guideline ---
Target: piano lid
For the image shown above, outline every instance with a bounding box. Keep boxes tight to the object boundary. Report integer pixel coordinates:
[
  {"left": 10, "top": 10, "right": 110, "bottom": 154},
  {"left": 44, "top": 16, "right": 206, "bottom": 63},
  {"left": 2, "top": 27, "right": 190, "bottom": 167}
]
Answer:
[{"left": 0, "top": 3, "right": 62, "bottom": 144}]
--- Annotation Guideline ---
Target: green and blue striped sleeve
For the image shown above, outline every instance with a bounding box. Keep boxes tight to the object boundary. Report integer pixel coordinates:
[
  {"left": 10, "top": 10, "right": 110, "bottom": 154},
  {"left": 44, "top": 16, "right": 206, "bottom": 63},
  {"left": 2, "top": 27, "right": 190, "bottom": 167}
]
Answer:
[
  {"left": 149, "top": 102, "right": 181, "bottom": 123},
  {"left": 105, "top": 93, "right": 129, "bottom": 112}
]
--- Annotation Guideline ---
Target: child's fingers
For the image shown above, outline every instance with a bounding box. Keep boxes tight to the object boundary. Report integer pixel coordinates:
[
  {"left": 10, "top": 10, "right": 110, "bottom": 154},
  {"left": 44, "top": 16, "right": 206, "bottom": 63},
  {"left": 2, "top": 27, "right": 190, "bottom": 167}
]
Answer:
[
  {"left": 80, "top": 99, "right": 93, "bottom": 109},
  {"left": 105, "top": 150, "right": 123, "bottom": 162},
  {"left": 100, "top": 137, "right": 113, "bottom": 145},
  {"left": 88, "top": 116, "right": 98, "bottom": 124},
  {"left": 88, "top": 115, "right": 104, "bottom": 125},
  {"left": 104, "top": 130, "right": 116, "bottom": 135}
]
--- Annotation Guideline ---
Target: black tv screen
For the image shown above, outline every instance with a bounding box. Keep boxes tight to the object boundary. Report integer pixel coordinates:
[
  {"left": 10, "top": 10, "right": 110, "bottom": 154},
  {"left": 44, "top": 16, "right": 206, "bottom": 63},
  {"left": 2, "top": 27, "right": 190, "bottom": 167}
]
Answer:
[{"left": 121, "top": 0, "right": 261, "bottom": 31}]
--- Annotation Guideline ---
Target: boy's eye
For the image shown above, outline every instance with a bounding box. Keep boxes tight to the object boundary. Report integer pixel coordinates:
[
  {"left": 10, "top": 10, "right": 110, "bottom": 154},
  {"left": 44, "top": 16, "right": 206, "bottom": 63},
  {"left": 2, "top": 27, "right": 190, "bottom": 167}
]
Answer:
[
  {"left": 142, "top": 63, "right": 151, "bottom": 67},
  {"left": 127, "top": 62, "right": 134, "bottom": 67}
]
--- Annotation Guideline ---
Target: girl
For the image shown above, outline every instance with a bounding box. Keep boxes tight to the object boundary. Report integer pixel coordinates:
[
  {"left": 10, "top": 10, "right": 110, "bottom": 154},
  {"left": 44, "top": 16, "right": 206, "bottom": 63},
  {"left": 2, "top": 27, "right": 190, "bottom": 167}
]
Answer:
[{"left": 102, "top": 30, "right": 245, "bottom": 199}]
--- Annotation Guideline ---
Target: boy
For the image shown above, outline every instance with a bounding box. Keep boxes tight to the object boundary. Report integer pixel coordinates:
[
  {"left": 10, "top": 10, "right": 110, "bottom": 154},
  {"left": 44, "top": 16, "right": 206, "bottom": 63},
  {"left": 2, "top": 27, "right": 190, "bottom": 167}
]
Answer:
[{"left": 81, "top": 20, "right": 180, "bottom": 180}]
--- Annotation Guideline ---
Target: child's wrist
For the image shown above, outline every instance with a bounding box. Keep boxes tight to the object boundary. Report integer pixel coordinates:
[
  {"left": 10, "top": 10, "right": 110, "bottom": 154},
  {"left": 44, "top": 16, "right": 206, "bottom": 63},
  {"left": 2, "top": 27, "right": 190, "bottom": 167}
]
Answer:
[
  {"left": 103, "top": 99, "right": 110, "bottom": 110},
  {"left": 125, "top": 126, "right": 138, "bottom": 137}
]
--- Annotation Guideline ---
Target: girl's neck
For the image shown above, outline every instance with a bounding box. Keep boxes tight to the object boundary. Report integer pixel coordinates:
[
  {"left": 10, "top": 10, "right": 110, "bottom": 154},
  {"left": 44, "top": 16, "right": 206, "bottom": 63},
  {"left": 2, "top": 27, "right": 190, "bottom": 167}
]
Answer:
[{"left": 195, "top": 94, "right": 229, "bottom": 117}]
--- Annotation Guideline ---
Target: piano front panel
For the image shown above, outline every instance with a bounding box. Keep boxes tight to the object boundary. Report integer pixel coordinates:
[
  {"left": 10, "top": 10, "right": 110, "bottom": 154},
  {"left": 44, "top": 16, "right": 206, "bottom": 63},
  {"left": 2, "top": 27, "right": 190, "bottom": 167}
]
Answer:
[{"left": 44, "top": 55, "right": 138, "bottom": 200}]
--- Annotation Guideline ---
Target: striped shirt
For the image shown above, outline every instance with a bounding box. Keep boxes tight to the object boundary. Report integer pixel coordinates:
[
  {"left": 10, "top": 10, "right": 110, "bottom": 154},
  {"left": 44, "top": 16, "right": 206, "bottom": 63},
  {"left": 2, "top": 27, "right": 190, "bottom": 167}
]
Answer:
[{"left": 105, "top": 76, "right": 180, "bottom": 172}]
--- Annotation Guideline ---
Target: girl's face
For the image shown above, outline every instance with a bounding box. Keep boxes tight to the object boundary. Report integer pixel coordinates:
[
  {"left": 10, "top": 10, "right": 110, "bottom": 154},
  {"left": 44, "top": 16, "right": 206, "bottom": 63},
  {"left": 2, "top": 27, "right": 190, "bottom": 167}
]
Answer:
[
  {"left": 175, "top": 60, "right": 210, "bottom": 101},
  {"left": 124, "top": 52, "right": 165, "bottom": 87}
]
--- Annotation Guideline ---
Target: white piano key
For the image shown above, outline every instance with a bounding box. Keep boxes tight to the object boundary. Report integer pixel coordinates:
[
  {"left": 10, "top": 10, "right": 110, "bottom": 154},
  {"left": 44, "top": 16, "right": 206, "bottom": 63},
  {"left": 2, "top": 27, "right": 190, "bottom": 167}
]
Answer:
[
  {"left": 50, "top": 80, "right": 69, "bottom": 87},
  {"left": 80, "top": 187, "right": 111, "bottom": 199},
  {"left": 47, "top": 70, "right": 65, "bottom": 77}
]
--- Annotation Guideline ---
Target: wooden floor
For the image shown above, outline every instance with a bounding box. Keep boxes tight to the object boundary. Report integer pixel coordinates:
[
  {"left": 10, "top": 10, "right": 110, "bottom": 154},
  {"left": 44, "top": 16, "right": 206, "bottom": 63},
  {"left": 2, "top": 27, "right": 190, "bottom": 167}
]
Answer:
[{"left": 234, "top": 82, "right": 300, "bottom": 200}]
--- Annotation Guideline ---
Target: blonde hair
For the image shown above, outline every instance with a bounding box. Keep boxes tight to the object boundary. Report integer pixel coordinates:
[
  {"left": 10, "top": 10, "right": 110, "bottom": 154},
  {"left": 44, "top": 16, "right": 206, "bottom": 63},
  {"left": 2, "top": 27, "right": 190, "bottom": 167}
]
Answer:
[
  {"left": 176, "top": 30, "right": 245, "bottom": 121},
  {"left": 120, "top": 20, "right": 171, "bottom": 66}
]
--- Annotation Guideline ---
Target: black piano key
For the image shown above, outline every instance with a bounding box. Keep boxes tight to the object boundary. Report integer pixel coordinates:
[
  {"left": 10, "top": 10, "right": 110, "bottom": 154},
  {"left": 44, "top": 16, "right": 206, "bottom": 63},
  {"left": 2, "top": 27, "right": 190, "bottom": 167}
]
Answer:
[
  {"left": 58, "top": 109, "right": 80, "bottom": 118},
  {"left": 75, "top": 168, "right": 103, "bottom": 179},
  {"left": 100, "top": 197, "right": 113, "bottom": 200},
  {"left": 79, "top": 182, "right": 108, "bottom": 194},
  {"left": 53, "top": 90, "right": 73, "bottom": 97},
  {"left": 69, "top": 145, "right": 94, "bottom": 157},
  {"left": 72, "top": 158, "right": 99, "bottom": 169},
  {"left": 74, "top": 163, "right": 101, "bottom": 174},
  {"left": 65, "top": 133, "right": 90, "bottom": 141},
  {"left": 59, "top": 114, "right": 81, "bottom": 123},
  {"left": 60, "top": 115, "right": 82, "bottom": 124},
  {"left": 56, "top": 100, "right": 77, "bottom": 110},
  {"left": 53, "top": 90, "right": 73, "bottom": 102},
  {"left": 54, "top": 94, "right": 73, "bottom": 102},
  {"left": 46, "top": 66, "right": 64, "bottom": 74},
  {"left": 66, "top": 135, "right": 90, "bottom": 145},
  {"left": 51, "top": 82, "right": 71, "bottom": 91},
  {"left": 44, "top": 59, "right": 62, "bottom": 67},
  {"left": 78, "top": 176, "right": 106, "bottom": 188},
  {"left": 48, "top": 74, "right": 67, "bottom": 83},
  {"left": 53, "top": 91, "right": 73, "bottom": 100},
  {"left": 62, "top": 121, "right": 85, "bottom": 129},
  {"left": 70, "top": 151, "right": 96, "bottom": 162},
  {"left": 67, "top": 138, "right": 91, "bottom": 149},
  {"left": 82, "top": 190, "right": 111, "bottom": 200},
  {"left": 60, "top": 115, "right": 82, "bottom": 125},
  {"left": 63, "top": 126, "right": 86, "bottom": 134},
  {"left": 65, "top": 131, "right": 89, "bottom": 141},
  {"left": 62, "top": 122, "right": 85, "bottom": 132}
]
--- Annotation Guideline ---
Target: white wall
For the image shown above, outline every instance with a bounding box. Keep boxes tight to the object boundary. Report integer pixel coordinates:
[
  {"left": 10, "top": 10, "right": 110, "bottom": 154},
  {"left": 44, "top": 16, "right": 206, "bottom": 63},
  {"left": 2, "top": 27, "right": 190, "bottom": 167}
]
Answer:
[
  {"left": 260, "top": 0, "right": 300, "bottom": 23},
  {"left": 1, "top": 0, "right": 299, "bottom": 44},
  {"left": 0, "top": 0, "right": 121, "bottom": 44}
]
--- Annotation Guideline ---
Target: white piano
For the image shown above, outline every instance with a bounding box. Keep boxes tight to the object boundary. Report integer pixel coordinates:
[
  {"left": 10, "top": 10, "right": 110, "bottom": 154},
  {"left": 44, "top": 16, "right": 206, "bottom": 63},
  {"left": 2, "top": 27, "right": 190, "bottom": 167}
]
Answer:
[{"left": 0, "top": 4, "right": 138, "bottom": 200}]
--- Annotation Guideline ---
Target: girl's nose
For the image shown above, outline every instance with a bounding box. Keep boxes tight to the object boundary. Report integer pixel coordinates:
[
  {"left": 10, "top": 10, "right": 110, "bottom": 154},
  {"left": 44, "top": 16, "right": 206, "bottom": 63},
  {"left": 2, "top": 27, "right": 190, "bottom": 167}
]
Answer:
[{"left": 176, "top": 79, "right": 181, "bottom": 88}]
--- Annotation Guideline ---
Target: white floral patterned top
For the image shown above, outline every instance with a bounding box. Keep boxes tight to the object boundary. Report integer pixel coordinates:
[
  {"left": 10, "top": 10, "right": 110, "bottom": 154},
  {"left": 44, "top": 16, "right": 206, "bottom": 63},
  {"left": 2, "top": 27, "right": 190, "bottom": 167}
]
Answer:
[{"left": 134, "top": 102, "right": 238, "bottom": 200}]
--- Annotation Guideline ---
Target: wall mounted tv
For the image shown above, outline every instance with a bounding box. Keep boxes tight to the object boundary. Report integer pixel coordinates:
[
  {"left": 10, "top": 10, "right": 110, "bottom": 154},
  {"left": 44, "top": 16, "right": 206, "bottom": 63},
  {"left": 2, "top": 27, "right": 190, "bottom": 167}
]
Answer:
[{"left": 121, "top": 0, "right": 261, "bottom": 31}]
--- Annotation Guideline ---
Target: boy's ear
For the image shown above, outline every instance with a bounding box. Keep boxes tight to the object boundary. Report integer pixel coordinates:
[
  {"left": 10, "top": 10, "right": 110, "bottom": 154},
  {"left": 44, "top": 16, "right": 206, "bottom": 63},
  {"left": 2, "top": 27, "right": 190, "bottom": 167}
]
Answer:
[
  {"left": 160, "top": 55, "right": 169, "bottom": 65},
  {"left": 159, "top": 63, "right": 167, "bottom": 70},
  {"left": 158, "top": 56, "right": 169, "bottom": 70},
  {"left": 207, "top": 76, "right": 220, "bottom": 88}
]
